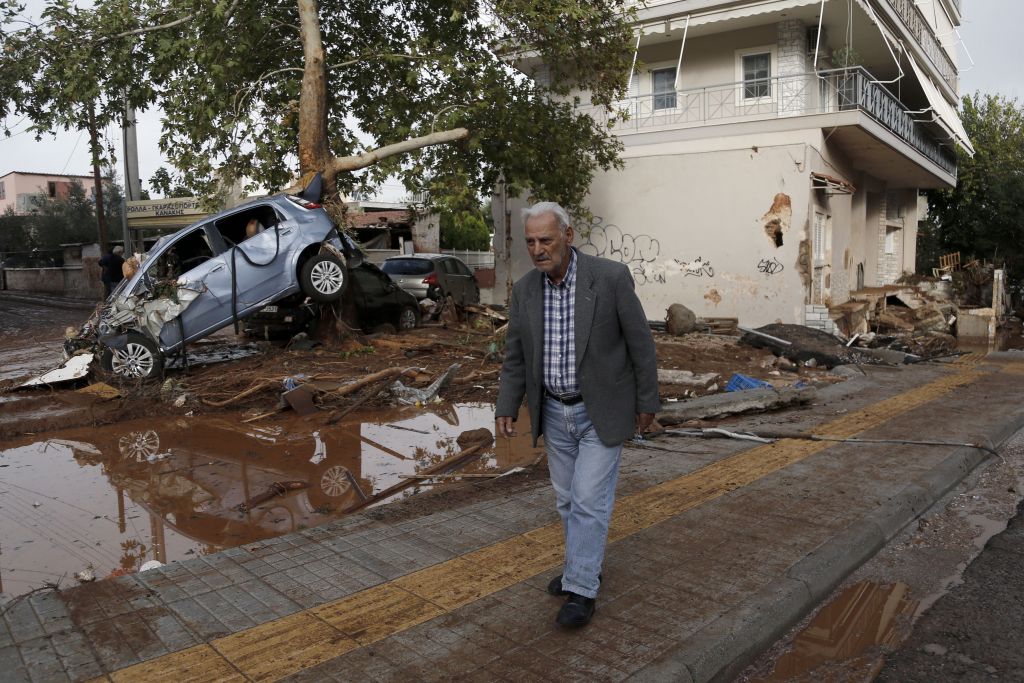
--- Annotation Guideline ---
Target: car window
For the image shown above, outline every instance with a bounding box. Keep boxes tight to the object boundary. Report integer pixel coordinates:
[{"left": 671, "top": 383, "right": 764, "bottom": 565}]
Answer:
[
  {"left": 352, "top": 266, "right": 386, "bottom": 294},
  {"left": 214, "top": 205, "right": 282, "bottom": 246},
  {"left": 454, "top": 260, "right": 473, "bottom": 276},
  {"left": 144, "top": 227, "right": 215, "bottom": 280},
  {"left": 438, "top": 259, "right": 456, "bottom": 274},
  {"left": 382, "top": 258, "right": 433, "bottom": 276}
]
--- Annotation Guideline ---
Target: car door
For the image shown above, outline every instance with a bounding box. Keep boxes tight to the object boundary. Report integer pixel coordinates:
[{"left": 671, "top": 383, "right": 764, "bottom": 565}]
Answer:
[
  {"left": 452, "top": 258, "right": 479, "bottom": 303},
  {"left": 352, "top": 264, "right": 401, "bottom": 331},
  {"left": 158, "top": 225, "right": 235, "bottom": 348},
  {"left": 214, "top": 205, "right": 302, "bottom": 309},
  {"left": 440, "top": 258, "right": 474, "bottom": 304}
]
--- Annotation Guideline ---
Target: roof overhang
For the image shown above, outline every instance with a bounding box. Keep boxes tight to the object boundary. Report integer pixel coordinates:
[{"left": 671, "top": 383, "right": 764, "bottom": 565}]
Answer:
[{"left": 905, "top": 52, "right": 974, "bottom": 156}]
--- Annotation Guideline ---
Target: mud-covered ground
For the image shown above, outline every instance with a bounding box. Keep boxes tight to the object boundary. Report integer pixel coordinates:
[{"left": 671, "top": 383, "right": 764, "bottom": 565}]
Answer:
[
  {"left": 0, "top": 298, "right": 837, "bottom": 441},
  {"left": 0, "top": 297, "right": 843, "bottom": 595}
]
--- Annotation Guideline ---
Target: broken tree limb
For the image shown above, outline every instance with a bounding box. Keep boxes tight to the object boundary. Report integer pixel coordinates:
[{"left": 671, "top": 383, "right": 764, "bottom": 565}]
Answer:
[
  {"left": 203, "top": 380, "right": 275, "bottom": 407},
  {"left": 335, "top": 367, "right": 414, "bottom": 397},
  {"left": 453, "top": 368, "right": 500, "bottom": 385},
  {"left": 326, "top": 379, "right": 392, "bottom": 425},
  {"left": 343, "top": 435, "right": 492, "bottom": 513},
  {"left": 330, "top": 127, "right": 469, "bottom": 174}
]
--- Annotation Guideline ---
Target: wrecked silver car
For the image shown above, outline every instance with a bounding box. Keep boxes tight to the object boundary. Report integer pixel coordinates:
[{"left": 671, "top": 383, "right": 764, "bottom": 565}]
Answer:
[{"left": 72, "top": 183, "right": 361, "bottom": 379}]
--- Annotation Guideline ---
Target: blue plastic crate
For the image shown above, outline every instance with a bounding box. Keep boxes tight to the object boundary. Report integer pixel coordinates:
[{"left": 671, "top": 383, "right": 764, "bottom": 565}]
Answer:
[{"left": 725, "top": 373, "right": 773, "bottom": 392}]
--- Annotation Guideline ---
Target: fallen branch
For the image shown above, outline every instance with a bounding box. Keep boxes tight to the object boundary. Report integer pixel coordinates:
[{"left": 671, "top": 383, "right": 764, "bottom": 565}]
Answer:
[
  {"left": 343, "top": 436, "right": 492, "bottom": 513},
  {"left": 336, "top": 367, "right": 414, "bottom": 397},
  {"left": 203, "top": 379, "right": 274, "bottom": 407},
  {"left": 326, "top": 379, "right": 392, "bottom": 425},
  {"left": 453, "top": 368, "right": 500, "bottom": 385}
]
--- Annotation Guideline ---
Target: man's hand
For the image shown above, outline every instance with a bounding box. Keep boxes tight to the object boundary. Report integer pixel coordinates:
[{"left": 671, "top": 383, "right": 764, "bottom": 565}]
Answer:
[
  {"left": 635, "top": 412, "right": 655, "bottom": 435},
  {"left": 496, "top": 416, "right": 517, "bottom": 439}
]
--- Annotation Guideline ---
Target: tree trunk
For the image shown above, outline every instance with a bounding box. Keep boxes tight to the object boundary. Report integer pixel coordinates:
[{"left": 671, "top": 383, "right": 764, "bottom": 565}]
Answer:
[
  {"left": 88, "top": 105, "right": 108, "bottom": 254},
  {"left": 296, "top": 0, "right": 330, "bottom": 187}
]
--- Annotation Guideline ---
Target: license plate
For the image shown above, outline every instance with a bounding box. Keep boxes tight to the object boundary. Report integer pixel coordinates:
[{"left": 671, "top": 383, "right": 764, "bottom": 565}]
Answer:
[{"left": 262, "top": 305, "right": 278, "bottom": 313}]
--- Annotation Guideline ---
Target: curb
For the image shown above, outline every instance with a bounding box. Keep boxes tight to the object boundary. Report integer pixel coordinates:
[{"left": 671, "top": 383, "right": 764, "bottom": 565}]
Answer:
[{"left": 631, "top": 411, "right": 1024, "bottom": 683}]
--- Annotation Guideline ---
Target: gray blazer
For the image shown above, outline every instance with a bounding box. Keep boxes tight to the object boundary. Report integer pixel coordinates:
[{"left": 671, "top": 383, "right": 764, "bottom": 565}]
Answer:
[{"left": 496, "top": 250, "right": 660, "bottom": 446}]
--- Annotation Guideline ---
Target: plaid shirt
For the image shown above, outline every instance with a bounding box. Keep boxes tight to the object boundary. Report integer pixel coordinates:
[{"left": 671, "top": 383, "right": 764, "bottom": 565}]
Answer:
[{"left": 542, "top": 248, "right": 579, "bottom": 397}]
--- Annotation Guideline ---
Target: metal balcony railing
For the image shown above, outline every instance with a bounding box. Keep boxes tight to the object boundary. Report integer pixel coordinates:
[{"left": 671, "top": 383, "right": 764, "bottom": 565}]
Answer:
[
  {"left": 881, "top": 0, "right": 958, "bottom": 91},
  {"left": 580, "top": 67, "right": 956, "bottom": 175}
]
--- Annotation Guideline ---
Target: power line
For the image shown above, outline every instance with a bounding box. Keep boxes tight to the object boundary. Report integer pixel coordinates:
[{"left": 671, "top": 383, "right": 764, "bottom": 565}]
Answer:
[{"left": 59, "top": 130, "right": 86, "bottom": 174}]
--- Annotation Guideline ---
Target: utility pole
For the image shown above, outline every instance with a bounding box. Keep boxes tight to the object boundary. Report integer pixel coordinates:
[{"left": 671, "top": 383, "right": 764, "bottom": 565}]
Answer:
[
  {"left": 121, "top": 103, "right": 142, "bottom": 253},
  {"left": 500, "top": 173, "right": 513, "bottom": 306},
  {"left": 88, "top": 104, "right": 108, "bottom": 254}
]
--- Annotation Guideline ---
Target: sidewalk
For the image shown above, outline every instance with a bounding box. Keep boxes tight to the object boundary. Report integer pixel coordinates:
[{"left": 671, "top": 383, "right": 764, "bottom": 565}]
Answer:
[{"left": 3, "top": 353, "right": 1024, "bottom": 682}]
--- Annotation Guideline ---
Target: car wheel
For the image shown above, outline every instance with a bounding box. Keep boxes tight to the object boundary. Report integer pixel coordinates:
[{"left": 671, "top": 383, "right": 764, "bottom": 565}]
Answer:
[
  {"left": 307, "top": 463, "right": 359, "bottom": 510},
  {"left": 398, "top": 306, "right": 419, "bottom": 331},
  {"left": 300, "top": 254, "right": 347, "bottom": 302},
  {"left": 101, "top": 333, "right": 164, "bottom": 379}
]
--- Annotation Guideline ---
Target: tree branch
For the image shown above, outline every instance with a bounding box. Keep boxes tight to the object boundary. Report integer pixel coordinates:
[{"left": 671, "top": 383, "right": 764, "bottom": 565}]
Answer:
[
  {"left": 103, "top": 0, "right": 240, "bottom": 41},
  {"left": 328, "top": 52, "right": 447, "bottom": 71},
  {"left": 330, "top": 127, "right": 469, "bottom": 175}
]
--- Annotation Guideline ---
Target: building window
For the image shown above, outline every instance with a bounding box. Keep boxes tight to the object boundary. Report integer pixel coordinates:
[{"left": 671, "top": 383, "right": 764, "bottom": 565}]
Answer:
[
  {"left": 651, "top": 67, "right": 677, "bottom": 110},
  {"left": 813, "top": 211, "right": 827, "bottom": 263},
  {"left": 735, "top": 46, "right": 776, "bottom": 104},
  {"left": 0, "top": 181, "right": 5, "bottom": 200},
  {"left": 742, "top": 53, "right": 771, "bottom": 99},
  {"left": 47, "top": 181, "right": 57, "bottom": 198}
]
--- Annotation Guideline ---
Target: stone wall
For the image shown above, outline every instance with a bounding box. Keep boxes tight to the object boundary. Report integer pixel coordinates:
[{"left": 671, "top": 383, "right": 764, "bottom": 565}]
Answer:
[{"left": 3, "top": 263, "right": 104, "bottom": 299}]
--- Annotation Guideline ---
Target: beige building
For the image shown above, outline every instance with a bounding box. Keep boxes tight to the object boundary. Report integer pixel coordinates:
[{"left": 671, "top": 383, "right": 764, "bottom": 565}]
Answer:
[{"left": 496, "top": 0, "right": 971, "bottom": 328}]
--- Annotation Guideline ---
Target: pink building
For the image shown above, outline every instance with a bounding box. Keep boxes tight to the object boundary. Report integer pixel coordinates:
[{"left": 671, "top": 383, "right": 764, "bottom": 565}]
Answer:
[{"left": 0, "top": 171, "right": 97, "bottom": 215}]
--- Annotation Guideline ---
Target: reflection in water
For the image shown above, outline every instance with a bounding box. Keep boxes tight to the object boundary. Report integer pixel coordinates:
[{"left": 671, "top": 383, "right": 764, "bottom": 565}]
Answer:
[
  {"left": 0, "top": 403, "right": 539, "bottom": 596},
  {"left": 755, "top": 581, "right": 917, "bottom": 682}
]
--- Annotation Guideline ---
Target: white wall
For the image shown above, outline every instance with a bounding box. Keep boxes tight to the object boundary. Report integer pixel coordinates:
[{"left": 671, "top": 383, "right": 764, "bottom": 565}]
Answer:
[{"left": 496, "top": 130, "right": 820, "bottom": 325}]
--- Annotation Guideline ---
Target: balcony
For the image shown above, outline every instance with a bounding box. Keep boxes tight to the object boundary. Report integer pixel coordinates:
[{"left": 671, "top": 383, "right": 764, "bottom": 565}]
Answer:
[
  {"left": 881, "top": 0, "right": 958, "bottom": 91},
  {"left": 581, "top": 67, "right": 956, "bottom": 177}
]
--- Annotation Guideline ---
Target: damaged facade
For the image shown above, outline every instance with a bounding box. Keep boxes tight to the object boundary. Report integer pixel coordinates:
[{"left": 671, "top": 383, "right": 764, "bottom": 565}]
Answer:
[{"left": 496, "top": 0, "right": 971, "bottom": 327}]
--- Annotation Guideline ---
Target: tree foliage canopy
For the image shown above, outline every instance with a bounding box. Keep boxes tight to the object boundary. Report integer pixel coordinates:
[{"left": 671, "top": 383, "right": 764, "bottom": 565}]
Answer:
[
  {"left": 440, "top": 207, "right": 490, "bottom": 251},
  {"left": 922, "top": 93, "right": 1024, "bottom": 285},
  {"left": 1, "top": 0, "right": 635, "bottom": 213}
]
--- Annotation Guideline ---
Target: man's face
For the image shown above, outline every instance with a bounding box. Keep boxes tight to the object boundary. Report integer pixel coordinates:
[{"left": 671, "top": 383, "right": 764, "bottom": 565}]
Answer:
[{"left": 525, "top": 212, "right": 574, "bottom": 280}]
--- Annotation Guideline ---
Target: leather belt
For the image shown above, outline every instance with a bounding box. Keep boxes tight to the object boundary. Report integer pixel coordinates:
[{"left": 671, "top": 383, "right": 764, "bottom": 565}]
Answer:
[{"left": 546, "top": 389, "right": 583, "bottom": 405}]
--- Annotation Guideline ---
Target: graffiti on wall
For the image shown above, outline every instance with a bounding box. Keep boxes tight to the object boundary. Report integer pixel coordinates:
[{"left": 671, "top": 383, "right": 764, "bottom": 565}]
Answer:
[
  {"left": 577, "top": 216, "right": 664, "bottom": 285},
  {"left": 675, "top": 256, "right": 715, "bottom": 278},
  {"left": 756, "top": 256, "right": 784, "bottom": 276}
]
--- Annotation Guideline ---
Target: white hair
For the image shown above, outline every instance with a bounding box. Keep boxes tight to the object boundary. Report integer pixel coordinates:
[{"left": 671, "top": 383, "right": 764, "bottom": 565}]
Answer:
[
  {"left": 112, "top": 245, "right": 124, "bottom": 255},
  {"left": 522, "top": 202, "right": 571, "bottom": 233}
]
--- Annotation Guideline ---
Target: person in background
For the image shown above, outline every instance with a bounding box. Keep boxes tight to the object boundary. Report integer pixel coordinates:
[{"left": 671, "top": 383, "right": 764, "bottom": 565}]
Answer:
[{"left": 98, "top": 245, "right": 125, "bottom": 298}]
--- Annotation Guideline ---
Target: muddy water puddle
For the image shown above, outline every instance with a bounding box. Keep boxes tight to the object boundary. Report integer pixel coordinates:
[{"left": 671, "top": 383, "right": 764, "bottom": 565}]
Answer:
[
  {"left": 754, "top": 581, "right": 917, "bottom": 682},
  {"left": 0, "top": 403, "right": 539, "bottom": 596}
]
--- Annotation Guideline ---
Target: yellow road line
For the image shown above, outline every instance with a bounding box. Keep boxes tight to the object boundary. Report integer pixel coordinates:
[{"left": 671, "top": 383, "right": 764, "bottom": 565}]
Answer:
[{"left": 99, "top": 366, "right": 984, "bottom": 682}]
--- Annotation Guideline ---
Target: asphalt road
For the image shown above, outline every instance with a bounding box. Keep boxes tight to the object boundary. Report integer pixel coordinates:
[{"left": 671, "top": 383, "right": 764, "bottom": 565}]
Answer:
[{"left": 878, "top": 499, "right": 1024, "bottom": 681}]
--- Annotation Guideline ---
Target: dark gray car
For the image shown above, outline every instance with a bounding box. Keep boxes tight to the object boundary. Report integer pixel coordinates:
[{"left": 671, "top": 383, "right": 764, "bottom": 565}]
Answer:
[
  {"left": 91, "top": 184, "right": 362, "bottom": 379},
  {"left": 381, "top": 253, "right": 480, "bottom": 305}
]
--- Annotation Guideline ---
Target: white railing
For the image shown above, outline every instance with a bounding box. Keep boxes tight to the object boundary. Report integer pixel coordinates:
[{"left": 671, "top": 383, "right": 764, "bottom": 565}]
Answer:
[{"left": 580, "top": 67, "right": 956, "bottom": 174}]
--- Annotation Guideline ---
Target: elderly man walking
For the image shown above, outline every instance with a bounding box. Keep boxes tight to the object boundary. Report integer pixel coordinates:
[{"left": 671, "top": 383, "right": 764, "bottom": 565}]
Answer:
[{"left": 496, "top": 202, "right": 659, "bottom": 627}]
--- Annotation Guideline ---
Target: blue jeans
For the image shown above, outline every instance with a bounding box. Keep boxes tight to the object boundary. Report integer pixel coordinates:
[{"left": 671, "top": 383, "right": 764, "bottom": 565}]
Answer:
[{"left": 543, "top": 398, "right": 623, "bottom": 599}]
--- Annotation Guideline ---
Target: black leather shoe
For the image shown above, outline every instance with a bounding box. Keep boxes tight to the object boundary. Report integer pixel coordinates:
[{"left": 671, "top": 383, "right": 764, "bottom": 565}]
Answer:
[
  {"left": 556, "top": 593, "right": 596, "bottom": 627},
  {"left": 546, "top": 573, "right": 602, "bottom": 596}
]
